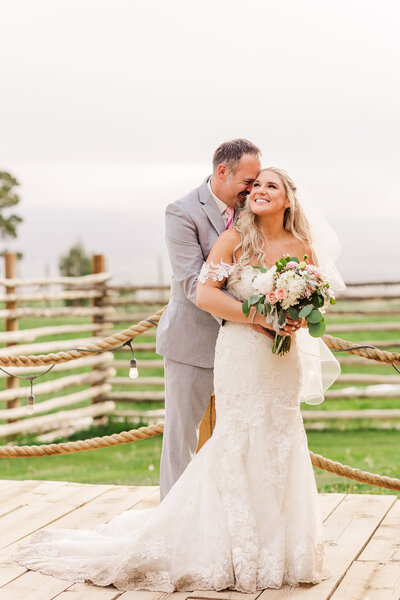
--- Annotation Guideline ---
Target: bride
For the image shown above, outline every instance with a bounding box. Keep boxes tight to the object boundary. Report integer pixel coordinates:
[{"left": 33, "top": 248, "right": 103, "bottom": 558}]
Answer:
[{"left": 12, "top": 166, "right": 343, "bottom": 592}]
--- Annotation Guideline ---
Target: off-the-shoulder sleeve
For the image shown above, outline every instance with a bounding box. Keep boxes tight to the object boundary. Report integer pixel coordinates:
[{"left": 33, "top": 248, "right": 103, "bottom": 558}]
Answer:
[{"left": 197, "top": 259, "right": 236, "bottom": 284}]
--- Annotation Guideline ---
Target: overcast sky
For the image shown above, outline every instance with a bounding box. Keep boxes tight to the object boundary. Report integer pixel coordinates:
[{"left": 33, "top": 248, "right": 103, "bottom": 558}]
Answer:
[{"left": 1, "top": 0, "right": 399, "bottom": 280}]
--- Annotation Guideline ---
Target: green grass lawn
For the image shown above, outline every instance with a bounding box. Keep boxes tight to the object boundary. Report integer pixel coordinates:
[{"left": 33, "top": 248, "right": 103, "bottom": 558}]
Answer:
[{"left": 1, "top": 435, "right": 163, "bottom": 487}]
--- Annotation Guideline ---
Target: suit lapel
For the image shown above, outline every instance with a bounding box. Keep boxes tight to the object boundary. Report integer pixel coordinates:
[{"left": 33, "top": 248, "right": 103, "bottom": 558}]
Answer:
[{"left": 198, "top": 177, "right": 225, "bottom": 235}]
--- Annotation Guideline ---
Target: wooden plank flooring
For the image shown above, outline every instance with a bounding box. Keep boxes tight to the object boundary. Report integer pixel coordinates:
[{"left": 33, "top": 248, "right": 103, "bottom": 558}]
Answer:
[{"left": 0, "top": 480, "right": 399, "bottom": 599}]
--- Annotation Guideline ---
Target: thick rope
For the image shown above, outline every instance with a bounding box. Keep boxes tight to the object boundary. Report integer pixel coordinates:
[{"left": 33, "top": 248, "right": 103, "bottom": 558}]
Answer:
[
  {"left": 1, "top": 422, "right": 399, "bottom": 491},
  {"left": 323, "top": 333, "right": 400, "bottom": 365},
  {"left": 0, "top": 424, "right": 164, "bottom": 457},
  {"left": 0, "top": 307, "right": 166, "bottom": 367},
  {"left": 309, "top": 450, "right": 400, "bottom": 491}
]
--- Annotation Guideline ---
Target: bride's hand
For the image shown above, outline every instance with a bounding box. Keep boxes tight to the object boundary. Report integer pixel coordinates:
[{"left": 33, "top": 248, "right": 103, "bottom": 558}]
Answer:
[
  {"left": 279, "top": 314, "right": 303, "bottom": 336},
  {"left": 250, "top": 324, "right": 275, "bottom": 340},
  {"left": 286, "top": 316, "right": 307, "bottom": 331},
  {"left": 252, "top": 312, "right": 302, "bottom": 338}
]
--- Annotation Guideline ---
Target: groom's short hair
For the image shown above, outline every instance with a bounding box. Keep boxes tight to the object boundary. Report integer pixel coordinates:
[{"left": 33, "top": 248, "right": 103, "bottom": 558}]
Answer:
[{"left": 212, "top": 139, "right": 261, "bottom": 173}]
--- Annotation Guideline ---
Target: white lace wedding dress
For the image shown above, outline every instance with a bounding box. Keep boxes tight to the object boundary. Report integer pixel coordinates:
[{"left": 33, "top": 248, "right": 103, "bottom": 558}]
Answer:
[{"left": 12, "top": 264, "right": 332, "bottom": 592}]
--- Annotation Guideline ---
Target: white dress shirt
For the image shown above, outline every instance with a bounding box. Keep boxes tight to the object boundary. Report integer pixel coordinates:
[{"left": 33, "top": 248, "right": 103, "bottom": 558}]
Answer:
[{"left": 207, "top": 177, "right": 229, "bottom": 221}]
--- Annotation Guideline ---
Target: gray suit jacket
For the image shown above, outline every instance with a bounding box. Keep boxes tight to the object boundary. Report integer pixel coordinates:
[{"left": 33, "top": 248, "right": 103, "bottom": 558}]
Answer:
[{"left": 156, "top": 177, "right": 237, "bottom": 368}]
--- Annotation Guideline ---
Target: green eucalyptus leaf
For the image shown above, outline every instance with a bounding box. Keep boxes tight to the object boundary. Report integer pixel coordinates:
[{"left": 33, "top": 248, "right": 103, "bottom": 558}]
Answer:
[
  {"left": 242, "top": 300, "right": 250, "bottom": 317},
  {"left": 306, "top": 308, "right": 323, "bottom": 323},
  {"left": 257, "top": 300, "right": 264, "bottom": 314},
  {"left": 249, "top": 294, "right": 262, "bottom": 305},
  {"left": 278, "top": 311, "right": 286, "bottom": 326},
  {"left": 307, "top": 320, "right": 326, "bottom": 338},
  {"left": 264, "top": 303, "right": 272, "bottom": 314},
  {"left": 311, "top": 293, "right": 324, "bottom": 308},
  {"left": 289, "top": 256, "right": 299, "bottom": 263},
  {"left": 298, "top": 304, "right": 313, "bottom": 318},
  {"left": 288, "top": 306, "right": 299, "bottom": 320}
]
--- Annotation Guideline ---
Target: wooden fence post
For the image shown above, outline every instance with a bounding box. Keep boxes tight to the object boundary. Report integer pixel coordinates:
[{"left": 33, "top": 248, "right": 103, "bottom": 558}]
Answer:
[
  {"left": 91, "top": 255, "right": 108, "bottom": 417},
  {"left": 4, "top": 252, "right": 19, "bottom": 423},
  {"left": 92, "top": 254, "right": 106, "bottom": 336}
]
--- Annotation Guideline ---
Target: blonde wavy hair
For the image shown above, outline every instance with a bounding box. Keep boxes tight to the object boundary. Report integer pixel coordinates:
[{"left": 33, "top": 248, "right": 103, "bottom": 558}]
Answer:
[{"left": 229, "top": 167, "right": 313, "bottom": 287}]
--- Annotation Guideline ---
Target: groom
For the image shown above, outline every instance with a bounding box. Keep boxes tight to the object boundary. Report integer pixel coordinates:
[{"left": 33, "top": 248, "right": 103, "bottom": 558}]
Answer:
[{"left": 156, "top": 139, "right": 262, "bottom": 500}]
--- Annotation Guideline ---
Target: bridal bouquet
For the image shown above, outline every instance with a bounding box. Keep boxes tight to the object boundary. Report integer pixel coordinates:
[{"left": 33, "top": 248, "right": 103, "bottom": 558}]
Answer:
[{"left": 241, "top": 255, "right": 336, "bottom": 355}]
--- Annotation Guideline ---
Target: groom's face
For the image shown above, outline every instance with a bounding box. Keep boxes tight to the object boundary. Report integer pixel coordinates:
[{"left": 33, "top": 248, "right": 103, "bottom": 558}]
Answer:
[{"left": 223, "top": 154, "right": 261, "bottom": 207}]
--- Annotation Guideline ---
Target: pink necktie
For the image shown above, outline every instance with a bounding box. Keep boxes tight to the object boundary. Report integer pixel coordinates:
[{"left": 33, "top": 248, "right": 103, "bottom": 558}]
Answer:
[{"left": 224, "top": 206, "right": 234, "bottom": 230}]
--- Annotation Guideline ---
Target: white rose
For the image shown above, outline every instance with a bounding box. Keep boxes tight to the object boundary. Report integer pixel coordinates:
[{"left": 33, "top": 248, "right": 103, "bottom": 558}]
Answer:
[{"left": 253, "top": 267, "right": 276, "bottom": 295}]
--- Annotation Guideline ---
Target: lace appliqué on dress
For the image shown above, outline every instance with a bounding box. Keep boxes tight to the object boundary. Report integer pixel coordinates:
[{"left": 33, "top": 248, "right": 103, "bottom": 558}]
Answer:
[{"left": 198, "top": 260, "right": 235, "bottom": 283}]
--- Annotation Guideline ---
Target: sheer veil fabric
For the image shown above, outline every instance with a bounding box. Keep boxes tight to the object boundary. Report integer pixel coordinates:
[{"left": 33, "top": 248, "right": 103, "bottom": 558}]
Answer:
[
  {"left": 296, "top": 329, "right": 341, "bottom": 405},
  {"left": 294, "top": 184, "right": 346, "bottom": 297},
  {"left": 288, "top": 184, "right": 344, "bottom": 405}
]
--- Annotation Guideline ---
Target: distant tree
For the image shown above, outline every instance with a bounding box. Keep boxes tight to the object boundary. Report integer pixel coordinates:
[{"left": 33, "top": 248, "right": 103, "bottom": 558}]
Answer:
[
  {"left": 59, "top": 241, "right": 92, "bottom": 306},
  {"left": 0, "top": 171, "right": 23, "bottom": 240},
  {"left": 59, "top": 240, "right": 92, "bottom": 278}
]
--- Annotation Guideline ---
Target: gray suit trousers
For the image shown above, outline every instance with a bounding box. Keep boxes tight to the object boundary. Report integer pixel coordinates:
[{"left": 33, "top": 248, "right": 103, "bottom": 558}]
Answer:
[{"left": 159, "top": 357, "right": 214, "bottom": 501}]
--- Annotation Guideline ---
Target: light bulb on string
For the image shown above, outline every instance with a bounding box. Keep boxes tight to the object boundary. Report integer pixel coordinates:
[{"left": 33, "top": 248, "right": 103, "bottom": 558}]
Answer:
[
  {"left": 27, "top": 393, "right": 35, "bottom": 415},
  {"left": 0, "top": 363, "right": 55, "bottom": 416},
  {"left": 26, "top": 377, "right": 36, "bottom": 414},
  {"left": 129, "top": 357, "right": 138, "bottom": 379},
  {"left": 125, "top": 341, "right": 139, "bottom": 379},
  {"left": 0, "top": 319, "right": 161, "bottom": 414}
]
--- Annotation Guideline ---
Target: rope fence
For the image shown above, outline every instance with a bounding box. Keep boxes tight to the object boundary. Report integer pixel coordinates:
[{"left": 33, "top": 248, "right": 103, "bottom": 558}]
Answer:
[{"left": 0, "top": 306, "right": 399, "bottom": 491}]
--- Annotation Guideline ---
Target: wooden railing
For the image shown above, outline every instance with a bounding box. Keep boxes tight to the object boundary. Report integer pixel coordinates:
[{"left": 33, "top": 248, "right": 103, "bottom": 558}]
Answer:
[{"left": 0, "top": 251, "right": 399, "bottom": 440}]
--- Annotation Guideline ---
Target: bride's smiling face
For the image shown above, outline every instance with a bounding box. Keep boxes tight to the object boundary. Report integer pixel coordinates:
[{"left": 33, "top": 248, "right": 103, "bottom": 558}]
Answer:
[{"left": 249, "top": 170, "right": 290, "bottom": 217}]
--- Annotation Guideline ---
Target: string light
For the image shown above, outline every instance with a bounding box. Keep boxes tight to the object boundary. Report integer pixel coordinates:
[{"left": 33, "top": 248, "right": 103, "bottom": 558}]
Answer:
[
  {"left": 74, "top": 339, "right": 140, "bottom": 380},
  {"left": 0, "top": 317, "right": 159, "bottom": 413},
  {"left": 27, "top": 395, "right": 35, "bottom": 415},
  {"left": 0, "top": 364, "right": 55, "bottom": 414},
  {"left": 125, "top": 340, "right": 138, "bottom": 379},
  {"left": 129, "top": 357, "right": 138, "bottom": 379},
  {"left": 333, "top": 345, "right": 400, "bottom": 375}
]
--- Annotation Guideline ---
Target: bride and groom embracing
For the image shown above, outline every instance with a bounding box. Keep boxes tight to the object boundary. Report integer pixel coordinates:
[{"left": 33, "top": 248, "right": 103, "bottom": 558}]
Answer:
[{"left": 13, "top": 139, "right": 345, "bottom": 592}]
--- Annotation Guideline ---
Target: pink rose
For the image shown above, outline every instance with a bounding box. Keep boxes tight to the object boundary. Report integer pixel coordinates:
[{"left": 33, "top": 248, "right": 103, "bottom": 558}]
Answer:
[
  {"left": 285, "top": 261, "right": 298, "bottom": 270},
  {"left": 276, "top": 288, "right": 285, "bottom": 300},
  {"left": 268, "top": 291, "right": 278, "bottom": 304}
]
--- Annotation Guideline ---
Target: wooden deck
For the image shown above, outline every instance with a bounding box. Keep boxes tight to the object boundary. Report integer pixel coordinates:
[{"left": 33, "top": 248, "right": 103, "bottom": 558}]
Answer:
[{"left": 0, "top": 479, "right": 399, "bottom": 599}]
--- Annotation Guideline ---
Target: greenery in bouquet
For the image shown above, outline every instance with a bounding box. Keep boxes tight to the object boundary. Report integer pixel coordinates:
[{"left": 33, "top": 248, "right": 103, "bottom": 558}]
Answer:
[{"left": 241, "top": 254, "right": 336, "bottom": 355}]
